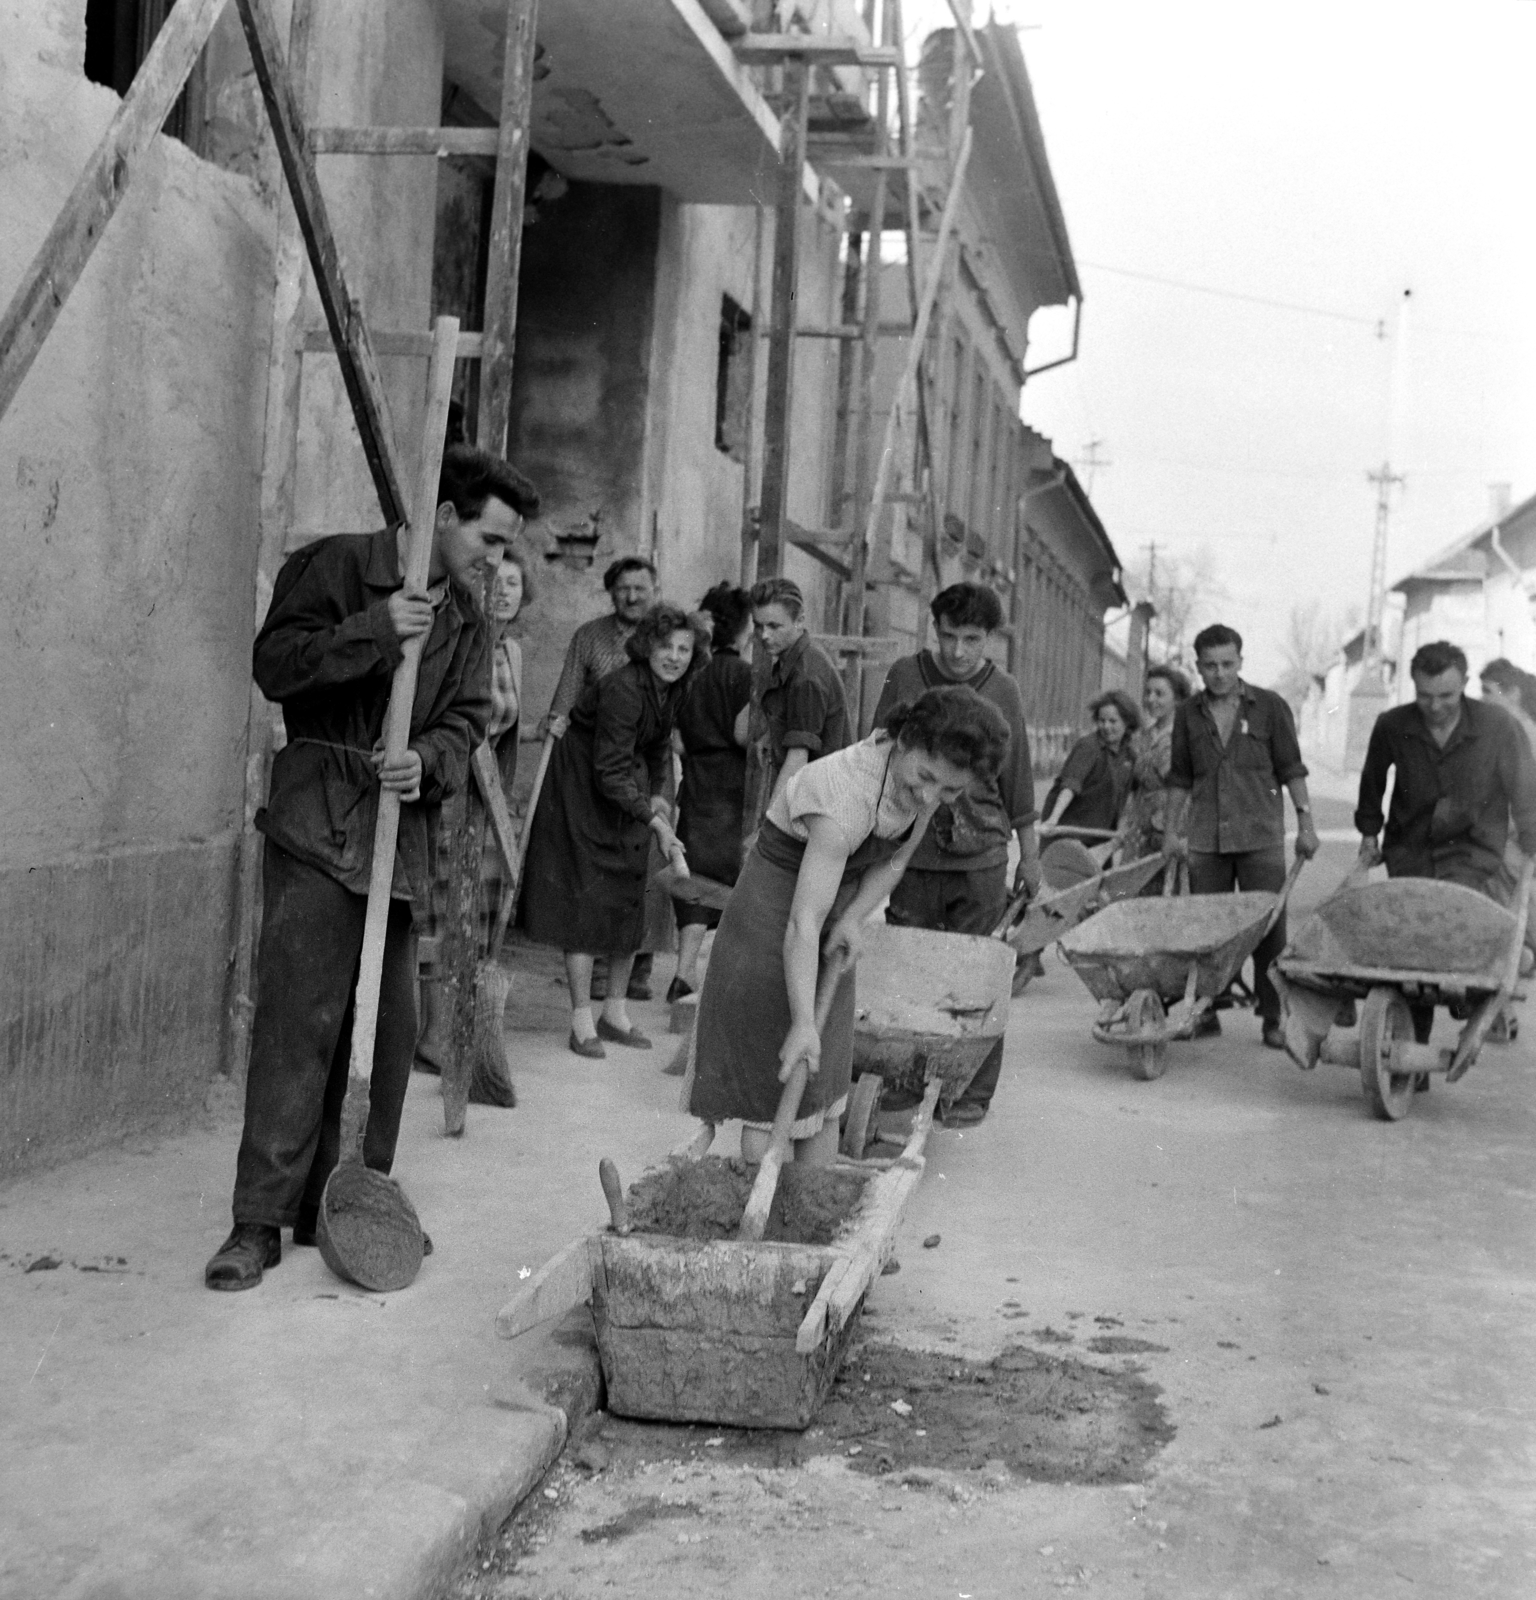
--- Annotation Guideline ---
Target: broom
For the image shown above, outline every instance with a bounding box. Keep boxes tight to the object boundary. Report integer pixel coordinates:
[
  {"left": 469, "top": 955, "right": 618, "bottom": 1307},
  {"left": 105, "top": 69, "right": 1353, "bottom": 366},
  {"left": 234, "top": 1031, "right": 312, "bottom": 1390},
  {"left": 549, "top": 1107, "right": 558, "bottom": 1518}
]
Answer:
[{"left": 466, "top": 734, "right": 554, "bottom": 1105}]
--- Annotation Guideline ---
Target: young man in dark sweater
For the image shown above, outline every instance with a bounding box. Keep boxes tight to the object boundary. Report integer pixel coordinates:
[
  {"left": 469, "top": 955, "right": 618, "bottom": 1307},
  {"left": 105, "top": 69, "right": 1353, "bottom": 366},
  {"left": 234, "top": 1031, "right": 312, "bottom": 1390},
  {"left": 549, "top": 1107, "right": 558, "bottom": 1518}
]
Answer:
[
  {"left": 206, "top": 446, "right": 539, "bottom": 1290},
  {"left": 871, "top": 583, "right": 1041, "bottom": 1124}
]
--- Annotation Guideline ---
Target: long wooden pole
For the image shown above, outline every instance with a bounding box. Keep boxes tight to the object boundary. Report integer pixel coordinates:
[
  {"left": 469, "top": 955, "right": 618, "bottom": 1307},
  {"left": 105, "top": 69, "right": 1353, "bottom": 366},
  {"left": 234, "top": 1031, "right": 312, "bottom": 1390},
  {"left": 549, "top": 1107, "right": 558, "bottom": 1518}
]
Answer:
[
  {"left": 438, "top": 0, "right": 542, "bottom": 1136},
  {"left": 225, "top": 0, "right": 317, "bottom": 1081},
  {"left": 234, "top": 0, "right": 408, "bottom": 526},
  {"left": 338, "top": 319, "right": 459, "bottom": 1161},
  {"left": 0, "top": 0, "right": 228, "bottom": 424},
  {"left": 857, "top": 128, "right": 971, "bottom": 588},
  {"left": 755, "top": 56, "right": 811, "bottom": 580}
]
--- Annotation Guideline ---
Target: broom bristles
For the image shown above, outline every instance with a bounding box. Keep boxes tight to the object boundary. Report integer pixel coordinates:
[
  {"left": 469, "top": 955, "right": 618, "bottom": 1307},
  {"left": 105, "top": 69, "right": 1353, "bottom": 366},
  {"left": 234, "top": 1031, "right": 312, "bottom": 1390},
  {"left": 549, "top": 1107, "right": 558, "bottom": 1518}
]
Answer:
[{"left": 469, "top": 960, "right": 515, "bottom": 1107}]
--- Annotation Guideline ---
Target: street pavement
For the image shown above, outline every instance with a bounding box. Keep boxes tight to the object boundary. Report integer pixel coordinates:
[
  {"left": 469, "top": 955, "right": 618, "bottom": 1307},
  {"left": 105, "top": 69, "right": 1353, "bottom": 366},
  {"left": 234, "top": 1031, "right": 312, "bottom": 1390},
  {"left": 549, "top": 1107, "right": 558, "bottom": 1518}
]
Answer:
[{"left": 5, "top": 803, "right": 1535, "bottom": 1598}]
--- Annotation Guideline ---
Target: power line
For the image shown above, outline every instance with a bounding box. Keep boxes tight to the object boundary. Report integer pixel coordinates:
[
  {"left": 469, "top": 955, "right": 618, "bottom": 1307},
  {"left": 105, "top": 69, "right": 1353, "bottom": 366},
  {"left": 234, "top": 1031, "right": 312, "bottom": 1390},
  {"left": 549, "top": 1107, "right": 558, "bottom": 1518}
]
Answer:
[{"left": 1077, "top": 259, "right": 1380, "bottom": 328}]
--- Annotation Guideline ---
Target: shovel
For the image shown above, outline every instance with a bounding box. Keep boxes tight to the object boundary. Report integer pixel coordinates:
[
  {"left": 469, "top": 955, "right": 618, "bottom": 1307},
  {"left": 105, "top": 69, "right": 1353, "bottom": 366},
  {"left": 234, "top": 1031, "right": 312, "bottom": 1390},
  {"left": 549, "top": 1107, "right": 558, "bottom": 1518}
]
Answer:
[
  {"left": 316, "top": 317, "right": 458, "bottom": 1294},
  {"left": 738, "top": 950, "right": 850, "bottom": 1242}
]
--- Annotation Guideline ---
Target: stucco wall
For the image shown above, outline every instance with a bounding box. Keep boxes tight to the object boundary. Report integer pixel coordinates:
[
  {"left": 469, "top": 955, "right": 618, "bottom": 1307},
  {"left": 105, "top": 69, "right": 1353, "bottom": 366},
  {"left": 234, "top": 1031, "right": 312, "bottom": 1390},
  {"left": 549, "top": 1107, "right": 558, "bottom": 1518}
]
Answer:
[{"left": 0, "top": 2, "right": 274, "bottom": 1173}]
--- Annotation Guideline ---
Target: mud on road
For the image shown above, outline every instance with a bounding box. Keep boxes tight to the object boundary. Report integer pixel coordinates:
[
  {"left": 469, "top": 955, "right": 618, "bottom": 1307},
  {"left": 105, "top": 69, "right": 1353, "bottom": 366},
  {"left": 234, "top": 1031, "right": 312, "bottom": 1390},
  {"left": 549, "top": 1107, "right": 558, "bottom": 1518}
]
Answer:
[{"left": 450, "top": 1336, "right": 1173, "bottom": 1599}]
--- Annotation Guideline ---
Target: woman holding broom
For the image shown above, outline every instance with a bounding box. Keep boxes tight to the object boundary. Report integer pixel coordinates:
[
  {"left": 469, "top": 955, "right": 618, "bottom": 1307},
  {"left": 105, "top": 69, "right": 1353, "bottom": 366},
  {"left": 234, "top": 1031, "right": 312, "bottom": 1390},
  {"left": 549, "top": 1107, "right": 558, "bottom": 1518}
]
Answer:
[
  {"left": 520, "top": 603, "right": 711, "bottom": 1057},
  {"left": 686, "top": 687, "right": 1008, "bottom": 1168}
]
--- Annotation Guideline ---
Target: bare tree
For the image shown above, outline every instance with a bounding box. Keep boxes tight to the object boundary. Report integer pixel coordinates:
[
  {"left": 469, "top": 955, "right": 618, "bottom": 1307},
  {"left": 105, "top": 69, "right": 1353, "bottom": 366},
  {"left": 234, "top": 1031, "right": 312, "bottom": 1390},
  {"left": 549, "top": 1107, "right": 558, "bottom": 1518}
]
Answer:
[
  {"left": 1123, "top": 544, "right": 1222, "bottom": 670},
  {"left": 1274, "top": 599, "right": 1344, "bottom": 709}
]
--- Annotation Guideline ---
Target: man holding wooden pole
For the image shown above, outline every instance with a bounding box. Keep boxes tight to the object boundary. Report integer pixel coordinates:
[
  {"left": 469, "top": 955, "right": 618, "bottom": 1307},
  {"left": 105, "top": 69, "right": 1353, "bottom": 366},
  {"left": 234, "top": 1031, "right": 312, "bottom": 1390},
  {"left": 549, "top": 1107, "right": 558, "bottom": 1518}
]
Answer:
[{"left": 206, "top": 445, "right": 538, "bottom": 1291}]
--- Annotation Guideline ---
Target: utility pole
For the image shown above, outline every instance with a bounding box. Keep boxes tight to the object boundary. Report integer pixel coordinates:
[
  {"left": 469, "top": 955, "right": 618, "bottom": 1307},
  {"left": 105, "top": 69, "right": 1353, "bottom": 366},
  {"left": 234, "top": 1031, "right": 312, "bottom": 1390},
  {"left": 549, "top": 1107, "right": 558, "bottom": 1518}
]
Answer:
[
  {"left": 1077, "top": 437, "right": 1111, "bottom": 496},
  {"left": 1362, "top": 462, "right": 1404, "bottom": 667}
]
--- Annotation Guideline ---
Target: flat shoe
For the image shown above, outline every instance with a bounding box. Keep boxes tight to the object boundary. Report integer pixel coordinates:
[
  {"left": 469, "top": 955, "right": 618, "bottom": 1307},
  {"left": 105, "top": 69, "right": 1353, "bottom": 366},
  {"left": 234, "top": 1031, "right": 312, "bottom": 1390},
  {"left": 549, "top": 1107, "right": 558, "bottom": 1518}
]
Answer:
[
  {"left": 941, "top": 1103, "right": 987, "bottom": 1127},
  {"left": 568, "top": 1030, "right": 607, "bottom": 1059},
  {"left": 597, "top": 1017, "right": 652, "bottom": 1049},
  {"left": 205, "top": 1223, "right": 281, "bottom": 1291},
  {"left": 666, "top": 976, "right": 695, "bottom": 1003}
]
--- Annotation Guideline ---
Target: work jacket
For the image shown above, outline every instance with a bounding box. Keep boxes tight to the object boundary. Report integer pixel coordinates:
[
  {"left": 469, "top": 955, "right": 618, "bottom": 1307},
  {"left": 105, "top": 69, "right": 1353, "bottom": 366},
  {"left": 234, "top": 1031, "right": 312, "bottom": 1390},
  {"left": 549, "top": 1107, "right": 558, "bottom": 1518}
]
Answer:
[
  {"left": 1355, "top": 697, "right": 1536, "bottom": 885},
  {"left": 1167, "top": 681, "right": 1306, "bottom": 855},
  {"left": 254, "top": 528, "right": 490, "bottom": 902}
]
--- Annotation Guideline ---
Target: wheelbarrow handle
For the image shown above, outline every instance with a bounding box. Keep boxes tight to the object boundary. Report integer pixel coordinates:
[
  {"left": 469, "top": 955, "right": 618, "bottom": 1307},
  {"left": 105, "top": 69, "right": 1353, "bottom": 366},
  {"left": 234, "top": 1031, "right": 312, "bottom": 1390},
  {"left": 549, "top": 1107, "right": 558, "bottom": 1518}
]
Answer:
[{"left": 1259, "top": 853, "right": 1308, "bottom": 940}]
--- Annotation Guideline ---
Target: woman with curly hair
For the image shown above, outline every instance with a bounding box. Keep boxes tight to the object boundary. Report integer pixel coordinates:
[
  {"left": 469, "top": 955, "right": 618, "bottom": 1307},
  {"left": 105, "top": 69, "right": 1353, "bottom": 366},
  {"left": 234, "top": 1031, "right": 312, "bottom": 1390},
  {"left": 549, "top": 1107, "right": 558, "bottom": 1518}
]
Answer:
[
  {"left": 520, "top": 602, "right": 711, "bottom": 1056},
  {"left": 686, "top": 686, "right": 1009, "bottom": 1168},
  {"left": 1041, "top": 688, "right": 1141, "bottom": 834},
  {"left": 1125, "top": 664, "right": 1191, "bottom": 860}
]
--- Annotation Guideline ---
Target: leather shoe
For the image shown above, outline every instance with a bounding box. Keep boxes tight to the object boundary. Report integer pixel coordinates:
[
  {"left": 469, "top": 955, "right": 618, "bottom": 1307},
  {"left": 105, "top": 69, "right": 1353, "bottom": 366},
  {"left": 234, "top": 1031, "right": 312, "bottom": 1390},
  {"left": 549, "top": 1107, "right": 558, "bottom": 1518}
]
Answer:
[
  {"left": 666, "top": 976, "right": 695, "bottom": 1003},
  {"left": 1261, "top": 1023, "right": 1286, "bottom": 1050},
  {"left": 569, "top": 1030, "right": 606, "bottom": 1059},
  {"left": 292, "top": 1212, "right": 317, "bottom": 1248},
  {"left": 597, "top": 1017, "right": 652, "bottom": 1049},
  {"left": 940, "top": 1103, "right": 987, "bottom": 1127},
  {"left": 1194, "top": 1010, "right": 1222, "bottom": 1038},
  {"left": 205, "top": 1223, "right": 281, "bottom": 1291}
]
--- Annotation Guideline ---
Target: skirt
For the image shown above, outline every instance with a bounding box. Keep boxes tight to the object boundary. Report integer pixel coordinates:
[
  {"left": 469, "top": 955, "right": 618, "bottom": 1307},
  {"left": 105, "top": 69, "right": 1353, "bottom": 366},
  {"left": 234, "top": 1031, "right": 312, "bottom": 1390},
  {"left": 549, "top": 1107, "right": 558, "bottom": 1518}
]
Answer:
[
  {"left": 518, "top": 723, "right": 650, "bottom": 954},
  {"left": 685, "top": 844, "right": 854, "bottom": 1137}
]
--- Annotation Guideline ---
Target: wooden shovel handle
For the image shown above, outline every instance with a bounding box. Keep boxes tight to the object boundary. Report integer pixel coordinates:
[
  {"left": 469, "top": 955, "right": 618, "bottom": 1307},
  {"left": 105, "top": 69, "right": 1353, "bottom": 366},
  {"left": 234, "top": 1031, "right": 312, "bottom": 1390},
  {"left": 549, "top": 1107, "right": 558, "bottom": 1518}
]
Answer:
[
  {"left": 738, "top": 951, "right": 849, "bottom": 1242},
  {"left": 338, "top": 317, "right": 458, "bottom": 1162},
  {"left": 598, "top": 1157, "right": 630, "bottom": 1235}
]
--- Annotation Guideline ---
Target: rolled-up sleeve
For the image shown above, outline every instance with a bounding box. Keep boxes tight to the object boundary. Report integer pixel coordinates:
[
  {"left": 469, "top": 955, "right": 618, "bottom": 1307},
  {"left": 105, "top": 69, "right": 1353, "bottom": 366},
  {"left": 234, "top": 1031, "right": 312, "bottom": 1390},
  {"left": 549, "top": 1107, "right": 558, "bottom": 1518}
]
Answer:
[
  {"left": 782, "top": 675, "right": 834, "bottom": 754},
  {"left": 1268, "top": 695, "right": 1308, "bottom": 784}
]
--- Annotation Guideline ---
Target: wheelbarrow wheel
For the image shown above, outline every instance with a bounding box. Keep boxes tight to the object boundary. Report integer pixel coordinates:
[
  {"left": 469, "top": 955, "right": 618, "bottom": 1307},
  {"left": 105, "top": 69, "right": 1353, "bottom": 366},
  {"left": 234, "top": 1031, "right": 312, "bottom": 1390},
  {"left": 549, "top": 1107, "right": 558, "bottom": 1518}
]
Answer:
[
  {"left": 841, "top": 1072, "right": 884, "bottom": 1159},
  {"left": 1125, "top": 989, "right": 1168, "bottom": 1081},
  {"left": 1359, "top": 985, "right": 1415, "bottom": 1121}
]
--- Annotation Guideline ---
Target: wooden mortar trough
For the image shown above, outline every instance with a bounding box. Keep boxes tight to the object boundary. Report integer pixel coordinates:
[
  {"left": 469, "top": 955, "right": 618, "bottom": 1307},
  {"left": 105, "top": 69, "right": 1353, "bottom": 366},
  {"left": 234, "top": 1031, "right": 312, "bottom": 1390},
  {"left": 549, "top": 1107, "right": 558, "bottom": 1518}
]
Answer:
[{"left": 590, "top": 1148, "right": 925, "bottom": 1429}]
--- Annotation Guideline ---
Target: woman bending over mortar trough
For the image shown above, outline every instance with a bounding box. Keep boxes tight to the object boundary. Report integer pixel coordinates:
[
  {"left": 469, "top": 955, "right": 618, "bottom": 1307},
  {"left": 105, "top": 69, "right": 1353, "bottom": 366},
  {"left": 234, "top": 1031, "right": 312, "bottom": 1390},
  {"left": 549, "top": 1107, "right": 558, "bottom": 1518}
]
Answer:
[{"left": 684, "top": 687, "right": 1010, "bottom": 1167}]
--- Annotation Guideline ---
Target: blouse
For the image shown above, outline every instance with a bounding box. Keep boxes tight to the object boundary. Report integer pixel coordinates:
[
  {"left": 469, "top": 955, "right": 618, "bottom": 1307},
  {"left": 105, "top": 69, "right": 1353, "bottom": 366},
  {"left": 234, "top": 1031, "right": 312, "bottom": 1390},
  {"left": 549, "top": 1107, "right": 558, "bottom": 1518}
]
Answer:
[{"left": 767, "top": 734, "right": 919, "bottom": 854}]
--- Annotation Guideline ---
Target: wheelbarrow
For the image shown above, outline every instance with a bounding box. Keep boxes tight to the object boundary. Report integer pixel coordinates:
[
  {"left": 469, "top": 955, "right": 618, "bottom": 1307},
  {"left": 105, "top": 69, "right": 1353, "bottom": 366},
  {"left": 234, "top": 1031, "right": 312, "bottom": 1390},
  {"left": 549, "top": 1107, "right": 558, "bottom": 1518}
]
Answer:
[
  {"left": 1004, "top": 852, "right": 1168, "bottom": 965},
  {"left": 1271, "top": 859, "right": 1534, "bottom": 1120},
  {"left": 1058, "top": 857, "right": 1305, "bottom": 1080},
  {"left": 841, "top": 923, "right": 1017, "bottom": 1156}
]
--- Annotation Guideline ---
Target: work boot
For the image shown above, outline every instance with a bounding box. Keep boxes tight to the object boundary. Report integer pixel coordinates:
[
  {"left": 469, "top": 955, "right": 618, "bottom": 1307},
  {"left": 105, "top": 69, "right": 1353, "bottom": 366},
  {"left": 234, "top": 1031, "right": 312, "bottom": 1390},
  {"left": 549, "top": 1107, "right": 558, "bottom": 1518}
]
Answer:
[
  {"left": 292, "top": 1210, "right": 318, "bottom": 1247},
  {"left": 1194, "top": 1010, "right": 1221, "bottom": 1038},
  {"left": 205, "top": 1223, "right": 281, "bottom": 1291},
  {"left": 1261, "top": 1022, "right": 1285, "bottom": 1050}
]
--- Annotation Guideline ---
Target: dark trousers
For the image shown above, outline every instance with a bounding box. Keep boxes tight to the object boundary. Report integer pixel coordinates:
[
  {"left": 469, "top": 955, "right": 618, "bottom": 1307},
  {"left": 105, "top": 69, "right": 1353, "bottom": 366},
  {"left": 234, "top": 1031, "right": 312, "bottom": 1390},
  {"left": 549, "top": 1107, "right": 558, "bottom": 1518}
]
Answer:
[
  {"left": 886, "top": 863, "right": 1009, "bottom": 1110},
  {"left": 233, "top": 840, "right": 417, "bottom": 1227},
  {"left": 1187, "top": 846, "right": 1287, "bottom": 1023}
]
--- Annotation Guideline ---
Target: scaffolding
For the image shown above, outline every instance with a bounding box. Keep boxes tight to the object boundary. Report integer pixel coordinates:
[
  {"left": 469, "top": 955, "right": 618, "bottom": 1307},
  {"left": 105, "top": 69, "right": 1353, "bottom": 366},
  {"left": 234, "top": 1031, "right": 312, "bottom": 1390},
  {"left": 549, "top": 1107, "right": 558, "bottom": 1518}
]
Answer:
[{"left": 0, "top": 0, "right": 980, "bottom": 1106}]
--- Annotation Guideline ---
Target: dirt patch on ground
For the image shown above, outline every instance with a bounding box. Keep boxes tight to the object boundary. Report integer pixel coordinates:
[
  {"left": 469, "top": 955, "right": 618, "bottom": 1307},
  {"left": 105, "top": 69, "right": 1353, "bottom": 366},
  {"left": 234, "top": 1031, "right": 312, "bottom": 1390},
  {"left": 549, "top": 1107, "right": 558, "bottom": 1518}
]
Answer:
[
  {"left": 541, "top": 1337, "right": 1172, "bottom": 1487},
  {"left": 624, "top": 1157, "right": 869, "bottom": 1247}
]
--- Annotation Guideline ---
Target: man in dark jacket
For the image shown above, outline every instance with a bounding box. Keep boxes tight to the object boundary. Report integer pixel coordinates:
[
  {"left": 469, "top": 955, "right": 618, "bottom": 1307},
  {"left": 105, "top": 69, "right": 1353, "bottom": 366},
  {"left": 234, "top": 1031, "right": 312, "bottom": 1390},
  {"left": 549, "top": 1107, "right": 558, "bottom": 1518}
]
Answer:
[
  {"left": 1356, "top": 638, "right": 1536, "bottom": 1045},
  {"left": 1165, "top": 622, "right": 1319, "bottom": 1047},
  {"left": 206, "top": 446, "right": 538, "bottom": 1290},
  {"left": 872, "top": 583, "right": 1040, "bottom": 1124}
]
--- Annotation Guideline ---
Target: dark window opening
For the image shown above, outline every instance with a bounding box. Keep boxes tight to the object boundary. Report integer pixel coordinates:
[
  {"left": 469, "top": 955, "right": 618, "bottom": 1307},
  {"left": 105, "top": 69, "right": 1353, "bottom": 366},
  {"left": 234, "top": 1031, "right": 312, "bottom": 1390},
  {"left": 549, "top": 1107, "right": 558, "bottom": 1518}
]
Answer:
[
  {"left": 84, "top": 0, "right": 191, "bottom": 142},
  {"left": 715, "top": 295, "right": 752, "bottom": 462}
]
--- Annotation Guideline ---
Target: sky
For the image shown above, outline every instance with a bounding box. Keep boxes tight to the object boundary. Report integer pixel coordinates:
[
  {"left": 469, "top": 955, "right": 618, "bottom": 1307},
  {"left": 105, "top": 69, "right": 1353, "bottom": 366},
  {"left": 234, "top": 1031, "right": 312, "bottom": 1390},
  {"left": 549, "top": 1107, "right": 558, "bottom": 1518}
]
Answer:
[{"left": 905, "top": 0, "right": 1536, "bottom": 682}]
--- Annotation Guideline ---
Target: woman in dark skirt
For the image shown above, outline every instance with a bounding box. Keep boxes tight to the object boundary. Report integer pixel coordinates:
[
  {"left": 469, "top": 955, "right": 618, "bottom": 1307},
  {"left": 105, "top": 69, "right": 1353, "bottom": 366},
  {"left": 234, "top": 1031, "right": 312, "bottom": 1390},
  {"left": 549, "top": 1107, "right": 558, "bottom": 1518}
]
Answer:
[
  {"left": 686, "top": 687, "right": 1009, "bottom": 1167},
  {"left": 668, "top": 583, "right": 754, "bottom": 1002},
  {"left": 1041, "top": 688, "right": 1141, "bottom": 834},
  {"left": 521, "top": 603, "right": 710, "bottom": 1057}
]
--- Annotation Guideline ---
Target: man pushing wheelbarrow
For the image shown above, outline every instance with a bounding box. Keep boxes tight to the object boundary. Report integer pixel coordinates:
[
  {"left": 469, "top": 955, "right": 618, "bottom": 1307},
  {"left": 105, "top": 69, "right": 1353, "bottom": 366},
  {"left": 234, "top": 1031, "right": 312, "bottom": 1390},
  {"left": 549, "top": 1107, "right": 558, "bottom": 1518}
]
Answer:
[{"left": 1161, "top": 624, "right": 1320, "bottom": 1047}]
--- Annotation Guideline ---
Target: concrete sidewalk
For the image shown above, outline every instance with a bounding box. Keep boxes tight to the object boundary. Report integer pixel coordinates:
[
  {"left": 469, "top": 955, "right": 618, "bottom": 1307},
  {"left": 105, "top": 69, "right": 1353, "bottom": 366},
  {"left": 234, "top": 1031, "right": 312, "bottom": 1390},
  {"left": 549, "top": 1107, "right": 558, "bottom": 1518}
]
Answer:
[{"left": 0, "top": 974, "right": 698, "bottom": 1600}]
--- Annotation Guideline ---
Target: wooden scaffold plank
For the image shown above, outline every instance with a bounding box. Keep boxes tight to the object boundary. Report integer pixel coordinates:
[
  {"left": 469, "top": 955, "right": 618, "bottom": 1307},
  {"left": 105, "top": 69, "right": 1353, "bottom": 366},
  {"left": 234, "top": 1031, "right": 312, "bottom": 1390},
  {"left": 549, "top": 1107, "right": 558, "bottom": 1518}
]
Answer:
[{"left": 0, "top": 0, "right": 229, "bottom": 424}]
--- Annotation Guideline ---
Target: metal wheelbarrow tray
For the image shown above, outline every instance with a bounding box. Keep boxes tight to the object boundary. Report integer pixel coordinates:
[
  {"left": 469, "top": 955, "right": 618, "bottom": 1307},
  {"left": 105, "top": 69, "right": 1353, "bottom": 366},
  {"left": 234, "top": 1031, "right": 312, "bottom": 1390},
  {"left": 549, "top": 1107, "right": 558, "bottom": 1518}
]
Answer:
[
  {"left": 1273, "top": 862, "right": 1533, "bottom": 1120},
  {"left": 1058, "top": 857, "right": 1303, "bottom": 1080},
  {"left": 1006, "top": 852, "right": 1168, "bottom": 960},
  {"left": 493, "top": 1107, "right": 939, "bottom": 1430}
]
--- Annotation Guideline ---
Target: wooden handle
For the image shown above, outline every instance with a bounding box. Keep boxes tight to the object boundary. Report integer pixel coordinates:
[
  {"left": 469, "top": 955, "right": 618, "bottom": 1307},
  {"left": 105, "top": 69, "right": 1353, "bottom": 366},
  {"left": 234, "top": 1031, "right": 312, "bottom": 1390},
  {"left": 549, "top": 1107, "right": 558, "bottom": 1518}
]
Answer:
[
  {"left": 485, "top": 731, "right": 556, "bottom": 961},
  {"left": 738, "top": 952, "right": 849, "bottom": 1242},
  {"left": 337, "top": 317, "right": 458, "bottom": 1162},
  {"left": 598, "top": 1158, "right": 630, "bottom": 1235}
]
